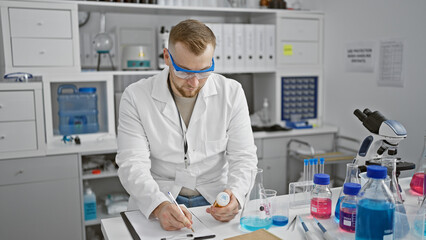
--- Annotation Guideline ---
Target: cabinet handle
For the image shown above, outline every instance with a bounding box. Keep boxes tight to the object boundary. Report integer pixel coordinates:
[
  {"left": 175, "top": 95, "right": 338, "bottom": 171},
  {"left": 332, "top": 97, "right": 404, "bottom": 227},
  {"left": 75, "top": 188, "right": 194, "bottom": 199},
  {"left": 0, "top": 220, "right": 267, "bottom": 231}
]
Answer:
[
  {"left": 36, "top": 21, "right": 44, "bottom": 26},
  {"left": 39, "top": 50, "right": 46, "bottom": 55},
  {"left": 0, "top": 104, "right": 2, "bottom": 109},
  {"left": 0, "top": 136, "right": 5, "bottom": 140},
  {"left": 15, "top": 170, "right": 24, "bottom": 176}
]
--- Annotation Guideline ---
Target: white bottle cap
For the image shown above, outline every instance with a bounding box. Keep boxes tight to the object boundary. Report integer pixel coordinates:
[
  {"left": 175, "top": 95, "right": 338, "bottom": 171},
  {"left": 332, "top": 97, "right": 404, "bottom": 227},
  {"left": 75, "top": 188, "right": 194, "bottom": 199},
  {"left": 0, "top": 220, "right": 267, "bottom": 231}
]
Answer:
[{"left": 216, "top": 192, "right": 230, "bottom": 207}]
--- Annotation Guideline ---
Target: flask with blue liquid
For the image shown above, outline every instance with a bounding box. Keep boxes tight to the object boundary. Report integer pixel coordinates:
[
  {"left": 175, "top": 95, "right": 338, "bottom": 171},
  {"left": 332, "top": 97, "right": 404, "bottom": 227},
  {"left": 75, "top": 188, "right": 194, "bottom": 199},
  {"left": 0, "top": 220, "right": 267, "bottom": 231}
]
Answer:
[
  {"left": 335, "top": 163, "right": 359, "bottom": 223},
  {"left": 355, "top": 165, "right": 395, "bottom": 240}
]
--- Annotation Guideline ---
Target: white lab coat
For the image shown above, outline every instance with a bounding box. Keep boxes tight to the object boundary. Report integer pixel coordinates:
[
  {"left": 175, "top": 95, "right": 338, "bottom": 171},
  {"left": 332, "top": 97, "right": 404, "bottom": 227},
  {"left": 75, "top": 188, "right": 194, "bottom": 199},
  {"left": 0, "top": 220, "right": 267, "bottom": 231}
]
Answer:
[{"left": 116, "top": 68, "right": 258, "bottom": 218}]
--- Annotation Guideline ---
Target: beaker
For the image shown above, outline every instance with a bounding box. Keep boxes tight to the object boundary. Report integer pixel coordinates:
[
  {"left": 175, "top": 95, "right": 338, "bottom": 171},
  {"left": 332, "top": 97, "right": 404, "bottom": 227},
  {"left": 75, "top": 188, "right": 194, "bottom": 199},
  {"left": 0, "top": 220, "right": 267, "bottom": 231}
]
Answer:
[
  {"left": 334, "top": 163, "right": 360, "bottom": 223},
  {"left": 240, "top": 168, "right": 273, "bottom": 231}
]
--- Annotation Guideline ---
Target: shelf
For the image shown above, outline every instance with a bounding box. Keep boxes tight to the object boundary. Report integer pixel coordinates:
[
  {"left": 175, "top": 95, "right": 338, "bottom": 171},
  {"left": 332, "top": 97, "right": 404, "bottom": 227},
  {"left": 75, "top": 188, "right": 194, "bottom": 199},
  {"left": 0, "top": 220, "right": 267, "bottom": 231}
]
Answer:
[
  {"left": 85, "top": 211, "right": 120, "bottom": 227},
  {"left": 77, "top": 1, "right": 281, "bottom": 17},
  {"left": 83, "top": 171, "right": 118, "bottom": 180}
]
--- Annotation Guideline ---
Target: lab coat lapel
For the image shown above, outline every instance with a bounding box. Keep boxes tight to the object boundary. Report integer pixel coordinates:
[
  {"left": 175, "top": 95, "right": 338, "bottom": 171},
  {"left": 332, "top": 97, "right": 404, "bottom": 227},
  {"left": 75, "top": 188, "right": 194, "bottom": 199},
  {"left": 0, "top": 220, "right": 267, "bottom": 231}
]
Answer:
[
  {"left": 189, "top": 75, "right": 218, "bottom": 126},
  {"left": 151, "top": 68, "right": 181, "bottom": 130}
]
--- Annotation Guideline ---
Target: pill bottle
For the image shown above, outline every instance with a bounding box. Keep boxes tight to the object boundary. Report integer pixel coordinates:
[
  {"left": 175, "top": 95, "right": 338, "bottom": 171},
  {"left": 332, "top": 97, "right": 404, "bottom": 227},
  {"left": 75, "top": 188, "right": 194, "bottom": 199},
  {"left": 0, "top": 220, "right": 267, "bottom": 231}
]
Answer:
[{"left": 213, "top": 192, "right": 230, "bottom": 207}]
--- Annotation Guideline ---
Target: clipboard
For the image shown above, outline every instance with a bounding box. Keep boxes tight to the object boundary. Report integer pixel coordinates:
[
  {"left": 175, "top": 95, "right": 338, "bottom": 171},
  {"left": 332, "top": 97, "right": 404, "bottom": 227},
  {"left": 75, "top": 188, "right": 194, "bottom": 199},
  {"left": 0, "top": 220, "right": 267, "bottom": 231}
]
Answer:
[{"left": 120, "top": 210, "right": 215, "bottom": 240}]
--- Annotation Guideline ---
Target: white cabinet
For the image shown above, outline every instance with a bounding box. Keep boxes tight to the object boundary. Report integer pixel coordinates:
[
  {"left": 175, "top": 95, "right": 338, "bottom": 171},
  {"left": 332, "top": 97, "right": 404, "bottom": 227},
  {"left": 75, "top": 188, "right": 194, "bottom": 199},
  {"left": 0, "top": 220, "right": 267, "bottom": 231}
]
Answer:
[
  {"left": 0, "top": 82, "right": 45, "bottom": 159},
  {"left": 0, "top": 155, "right": 83, "bottom": 240},
  {"left": 276, "top": 13, "right": 323, "bottom": 66},
  {"left": 0, "top": 1, "right": 80, "bottom": 76}
]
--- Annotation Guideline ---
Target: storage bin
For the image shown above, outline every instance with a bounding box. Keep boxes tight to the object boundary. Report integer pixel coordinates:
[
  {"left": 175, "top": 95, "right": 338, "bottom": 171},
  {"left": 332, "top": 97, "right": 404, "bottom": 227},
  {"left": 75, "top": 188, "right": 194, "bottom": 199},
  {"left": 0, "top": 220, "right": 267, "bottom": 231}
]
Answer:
[{"left": 57, "top": 84, "right": 99, "bottom": 135}]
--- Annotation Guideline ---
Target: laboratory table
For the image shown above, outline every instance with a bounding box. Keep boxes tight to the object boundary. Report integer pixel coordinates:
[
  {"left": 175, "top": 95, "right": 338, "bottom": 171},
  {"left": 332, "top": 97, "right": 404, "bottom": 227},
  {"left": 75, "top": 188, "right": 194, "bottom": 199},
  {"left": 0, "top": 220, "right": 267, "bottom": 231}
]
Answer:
[{"left": 101, "top": 177, "right": 416, "bottom": 240}]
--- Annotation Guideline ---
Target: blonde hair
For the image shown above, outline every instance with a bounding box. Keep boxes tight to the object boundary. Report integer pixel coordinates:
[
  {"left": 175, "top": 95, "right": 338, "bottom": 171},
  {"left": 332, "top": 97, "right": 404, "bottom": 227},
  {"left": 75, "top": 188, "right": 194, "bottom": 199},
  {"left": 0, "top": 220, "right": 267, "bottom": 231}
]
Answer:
[{"left": 169, "top": 19, "right": 216, "bottom": 55}]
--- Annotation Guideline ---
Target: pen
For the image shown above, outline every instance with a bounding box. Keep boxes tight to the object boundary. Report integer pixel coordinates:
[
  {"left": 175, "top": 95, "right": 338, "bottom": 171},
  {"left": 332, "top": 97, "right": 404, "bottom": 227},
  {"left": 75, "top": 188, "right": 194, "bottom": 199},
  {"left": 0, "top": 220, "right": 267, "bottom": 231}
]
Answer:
[
  {"left": 167, "top": 192, "right": 195, "bottom": 232},
  {"left": 313, "top": 217, "right": 336, "bottom": 240},
  {"left": 298, "top": 216, "right": 315, "bottom": 240}
]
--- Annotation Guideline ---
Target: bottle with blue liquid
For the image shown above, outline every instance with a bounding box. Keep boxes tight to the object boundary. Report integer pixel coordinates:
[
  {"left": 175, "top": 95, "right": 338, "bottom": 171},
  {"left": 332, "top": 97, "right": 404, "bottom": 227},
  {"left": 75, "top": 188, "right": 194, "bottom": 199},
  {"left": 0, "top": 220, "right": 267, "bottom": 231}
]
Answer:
[
  {"left": 355, "top": 165, "right": 395, "bottom": 240},
  {"left": 335, "top": 163, "right": 360, "bottom": 223}
]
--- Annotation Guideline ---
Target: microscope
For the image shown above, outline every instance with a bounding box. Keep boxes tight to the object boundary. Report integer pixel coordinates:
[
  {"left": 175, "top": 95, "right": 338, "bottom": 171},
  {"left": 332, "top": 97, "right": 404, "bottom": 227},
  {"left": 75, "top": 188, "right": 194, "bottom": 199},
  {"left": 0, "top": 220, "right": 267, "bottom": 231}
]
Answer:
[{"left": 353, "top": 108, "right": 415, "bottom": 175}]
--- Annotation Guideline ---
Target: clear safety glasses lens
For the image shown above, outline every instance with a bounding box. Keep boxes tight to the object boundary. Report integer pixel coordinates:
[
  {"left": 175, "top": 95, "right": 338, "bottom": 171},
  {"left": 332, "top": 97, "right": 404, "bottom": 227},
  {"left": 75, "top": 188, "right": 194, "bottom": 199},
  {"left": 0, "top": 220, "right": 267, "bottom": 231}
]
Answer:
[{"left": 172, "top": 70, "right": 212, "bottom": 80}]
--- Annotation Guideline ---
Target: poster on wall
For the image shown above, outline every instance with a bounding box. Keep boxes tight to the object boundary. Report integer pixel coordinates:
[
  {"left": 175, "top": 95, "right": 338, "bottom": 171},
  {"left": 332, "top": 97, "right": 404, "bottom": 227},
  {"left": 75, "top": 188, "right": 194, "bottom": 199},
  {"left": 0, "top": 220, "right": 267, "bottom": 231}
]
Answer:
[
  {"left": 345, "top": 41, "right": 376, "bottom": 73},
  {"left": 378, "top": 39, "right": 405, "bottom": 87}
]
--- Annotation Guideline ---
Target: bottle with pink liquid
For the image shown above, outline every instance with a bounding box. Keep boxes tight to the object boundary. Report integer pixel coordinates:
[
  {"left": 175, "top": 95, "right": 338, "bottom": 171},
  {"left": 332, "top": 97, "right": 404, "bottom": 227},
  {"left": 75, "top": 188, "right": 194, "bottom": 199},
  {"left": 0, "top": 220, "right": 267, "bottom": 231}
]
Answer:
[{"left": 311, "top": 174, "right": 332, "bottom": 219}]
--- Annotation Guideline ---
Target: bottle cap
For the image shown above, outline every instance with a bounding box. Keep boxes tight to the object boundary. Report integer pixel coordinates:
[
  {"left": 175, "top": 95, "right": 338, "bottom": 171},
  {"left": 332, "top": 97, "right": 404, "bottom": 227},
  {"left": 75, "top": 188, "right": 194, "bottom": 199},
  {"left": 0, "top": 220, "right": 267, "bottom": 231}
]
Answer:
[
  {"left": 343, "top": 182, "right": 361, "bottom": 195},
  {"left": 304, "top": 159, "right": 309, "bottom": 166},
  {"left": 79, "top": 87, "right": 96, "bottom": 93},
  {"left": 320, "top": 158, "right": 325, "bottom": 164},
  {"left": 216, "top": 192, "right": 230, "bottom": 207},
  {"left": 313, "top": 173, "right": 330, "bottom": 185},
  {"left": 314, "top": 158, "right": 318, "bottom": 164},
  {"left": 366, "top": 165, "right": 387, "bottom": 179},
  {"left": 310, "top": 158, "right": 314, "bottom": 165}
]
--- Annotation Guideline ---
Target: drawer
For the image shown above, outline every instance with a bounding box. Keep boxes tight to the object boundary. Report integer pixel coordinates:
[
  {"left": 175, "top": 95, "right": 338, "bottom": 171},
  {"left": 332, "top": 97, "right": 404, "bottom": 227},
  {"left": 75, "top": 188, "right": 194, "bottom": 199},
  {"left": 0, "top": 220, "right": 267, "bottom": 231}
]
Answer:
[
  {"left": 9, "top": 8, "right": 72, "bottom": 38},
  {"left": 12, "top": 38, "right": 74, "bottom": 67},
  {"left": 0, "top": 154, "right": 78, "bottom": 186},
  {"left": 0, "top": 91, "right": 35, "bottom": 121},
  {"left": 0, "top": 121, "right": 37, "bottom": 153},
  {"left": 278, "top": 18, "right": 319, "bottom": 41},
  {"left": 278, "top": 42, "right": 319, "bottom": 65}
]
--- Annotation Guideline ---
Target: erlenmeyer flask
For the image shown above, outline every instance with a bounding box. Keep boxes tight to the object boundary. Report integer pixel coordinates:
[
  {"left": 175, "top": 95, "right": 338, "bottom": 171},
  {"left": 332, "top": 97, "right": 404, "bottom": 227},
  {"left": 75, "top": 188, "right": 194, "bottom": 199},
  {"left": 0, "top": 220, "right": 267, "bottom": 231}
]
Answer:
[
  {"left": 240, "top": 168, "right": 273, "bottom": 231},
  {"left": 382, "top": 157, "right": 409, "bottom": 238},
  {"left": 334, "top": 163, "right": 360, "bottom": 223}
]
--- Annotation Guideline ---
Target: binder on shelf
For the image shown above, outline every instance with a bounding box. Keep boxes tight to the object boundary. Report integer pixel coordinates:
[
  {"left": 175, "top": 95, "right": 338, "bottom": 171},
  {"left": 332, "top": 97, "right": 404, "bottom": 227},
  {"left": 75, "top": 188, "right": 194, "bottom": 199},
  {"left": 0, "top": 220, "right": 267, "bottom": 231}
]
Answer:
[
  {"left": 265, "top": 25, "right": 276, "bottom": 69},
  {"left": 223, "top": 23, "right": 235, "bottom": 70},
  {"left": 206, "top": 23, "right": 224, "bottom": 71},
  {"left": 244, "top": 24, "right": 256, "bottom": 69},
  {"left": 233, "top": 24, "right": 245, "bottom": 69},
  {"left": 255, "top": 24, "right": 266, "bottom": 68}
]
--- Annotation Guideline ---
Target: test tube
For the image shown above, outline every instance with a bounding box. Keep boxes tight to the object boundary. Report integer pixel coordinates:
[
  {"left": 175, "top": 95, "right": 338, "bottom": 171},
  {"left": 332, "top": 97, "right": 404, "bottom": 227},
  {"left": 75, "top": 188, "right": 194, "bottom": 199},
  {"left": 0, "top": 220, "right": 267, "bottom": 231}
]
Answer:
[
  {"left": 319, "top": 158, "right": 325, "bottom": 174},
  {"left": 304, "top": 159, "right": 309, "bottom": 183},
  {"left": 309, "top": 158, "right": 314, "bottom": 181},
  {"left": 313, "top": 158, "right": 318, "bottom": 176},
  {"left": 304, "top": 159, "right": 309, "bottom": 192}
]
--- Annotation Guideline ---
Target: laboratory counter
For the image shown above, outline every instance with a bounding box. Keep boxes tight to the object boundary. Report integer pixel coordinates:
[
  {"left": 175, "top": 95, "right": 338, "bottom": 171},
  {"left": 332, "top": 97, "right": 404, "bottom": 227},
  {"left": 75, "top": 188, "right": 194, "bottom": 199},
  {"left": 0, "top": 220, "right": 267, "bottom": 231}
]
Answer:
[{"left": 101, "top": 177, "right": 416, "bottom": 240}]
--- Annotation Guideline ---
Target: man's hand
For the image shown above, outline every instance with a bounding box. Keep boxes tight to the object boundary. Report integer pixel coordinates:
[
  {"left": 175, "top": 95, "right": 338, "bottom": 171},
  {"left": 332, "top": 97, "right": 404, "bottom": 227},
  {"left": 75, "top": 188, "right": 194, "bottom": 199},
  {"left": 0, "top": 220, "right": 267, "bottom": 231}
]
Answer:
[
  {"left": 153, "top": 201, "right": 193, "bottom": 231},
  {"left": 206, "top": 189, "right": 239, "bottom": 222}
]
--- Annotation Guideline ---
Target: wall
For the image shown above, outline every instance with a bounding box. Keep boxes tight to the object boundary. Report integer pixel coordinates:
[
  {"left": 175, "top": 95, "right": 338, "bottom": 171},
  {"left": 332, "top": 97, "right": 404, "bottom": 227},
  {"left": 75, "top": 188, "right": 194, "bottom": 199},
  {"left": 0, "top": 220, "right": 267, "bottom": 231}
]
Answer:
[{"left": 318, "top": 0, "right": 426, "bottom": 173}]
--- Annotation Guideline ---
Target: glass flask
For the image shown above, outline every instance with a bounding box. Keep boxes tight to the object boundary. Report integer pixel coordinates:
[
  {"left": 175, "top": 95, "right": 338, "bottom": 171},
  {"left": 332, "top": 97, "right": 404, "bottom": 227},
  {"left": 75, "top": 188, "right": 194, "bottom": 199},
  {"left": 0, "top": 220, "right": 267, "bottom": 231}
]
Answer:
[
  {"left": 334, "top": 163, "right": 360, "bottom": 223},
  {"left": 382, "top": 157, "right": 409, "bottom": 238},
  {"left": 355, "top": 165, "right": 395, "bottom": 240},
  {"left": 410, "top": 132, "right": 426, "bottom": 195},
  {"left": 240, "top": 168, "right": 273, "bottom": 231}
]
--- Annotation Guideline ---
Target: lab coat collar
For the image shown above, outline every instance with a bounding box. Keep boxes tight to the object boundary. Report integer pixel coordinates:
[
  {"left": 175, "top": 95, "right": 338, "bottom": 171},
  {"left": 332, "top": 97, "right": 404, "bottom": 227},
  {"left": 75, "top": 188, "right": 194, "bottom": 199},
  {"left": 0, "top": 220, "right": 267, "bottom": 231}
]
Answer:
[{"left": 151, "top": 67, "right": 218, "bottom": 128}]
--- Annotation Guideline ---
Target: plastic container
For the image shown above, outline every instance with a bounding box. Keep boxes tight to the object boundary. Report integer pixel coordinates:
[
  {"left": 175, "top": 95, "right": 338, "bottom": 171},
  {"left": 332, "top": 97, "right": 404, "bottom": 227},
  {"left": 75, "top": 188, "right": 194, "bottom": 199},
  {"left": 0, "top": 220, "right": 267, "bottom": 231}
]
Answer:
[
  {"left": 57, "top": 84, "right": 99, "bottom": 135},
  {"left": 355, "top": 165, "right": 395, "bottom": 240},
  {"left": 339, "top": 182, "right": 361, "bottom": 233},
  {"left": 213, "top": 192, "right": 230, "bottom": 207},
  {"left": 335, "top": 163, "right": 360, "bottom": 223},
  {"left": 84, "top": 181, "right": 97, "bottom": 221},
  {"left": 311, "top": 173, "right": 332, "bottom": 219}
]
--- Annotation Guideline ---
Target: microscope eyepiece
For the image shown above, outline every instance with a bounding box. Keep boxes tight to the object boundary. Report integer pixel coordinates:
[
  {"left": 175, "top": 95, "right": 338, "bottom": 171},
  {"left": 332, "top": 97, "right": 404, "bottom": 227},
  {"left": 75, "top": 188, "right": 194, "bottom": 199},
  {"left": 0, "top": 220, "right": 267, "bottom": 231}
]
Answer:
[{"left": 354, "top": 108, "right": 387, "bottom": 134}]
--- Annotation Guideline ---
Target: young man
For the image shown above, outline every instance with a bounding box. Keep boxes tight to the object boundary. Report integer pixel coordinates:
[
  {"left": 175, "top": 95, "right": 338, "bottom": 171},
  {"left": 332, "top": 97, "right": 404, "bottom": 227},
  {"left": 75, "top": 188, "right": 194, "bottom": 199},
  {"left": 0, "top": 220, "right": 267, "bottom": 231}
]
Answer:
[{"left": 116, "top": 19, "right": 257, "bottom": 231}]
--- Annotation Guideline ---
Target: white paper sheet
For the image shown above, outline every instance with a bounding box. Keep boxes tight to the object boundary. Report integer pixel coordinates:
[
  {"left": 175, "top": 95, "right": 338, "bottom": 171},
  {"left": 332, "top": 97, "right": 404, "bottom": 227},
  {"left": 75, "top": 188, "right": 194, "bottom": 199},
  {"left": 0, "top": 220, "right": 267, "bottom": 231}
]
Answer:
[{"left": 124, "top": 210, "right": 215, "bottom": 240}]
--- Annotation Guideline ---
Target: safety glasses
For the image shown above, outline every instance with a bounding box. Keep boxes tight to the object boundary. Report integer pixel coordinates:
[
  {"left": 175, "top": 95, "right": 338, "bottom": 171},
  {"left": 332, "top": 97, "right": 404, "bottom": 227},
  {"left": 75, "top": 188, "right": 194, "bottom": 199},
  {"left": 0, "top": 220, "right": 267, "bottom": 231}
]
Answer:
[{"left": 167, "top": 49, "right": 214, "bottom": 80}]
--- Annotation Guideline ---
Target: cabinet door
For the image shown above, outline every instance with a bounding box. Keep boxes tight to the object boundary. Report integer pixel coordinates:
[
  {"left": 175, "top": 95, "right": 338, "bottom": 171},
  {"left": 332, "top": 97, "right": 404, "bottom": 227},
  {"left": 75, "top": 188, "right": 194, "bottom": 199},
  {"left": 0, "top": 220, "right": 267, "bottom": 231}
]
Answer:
[
  {"left": 258, "top": 157, "right": 287, "bottom": 195},
  {"left": 0, "top": 179, "right": 82, "bottom": 240}
]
